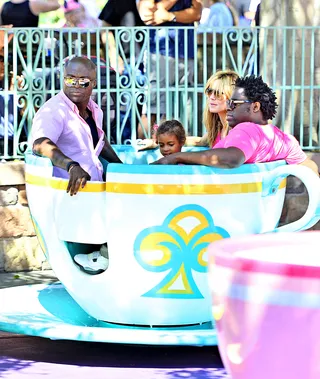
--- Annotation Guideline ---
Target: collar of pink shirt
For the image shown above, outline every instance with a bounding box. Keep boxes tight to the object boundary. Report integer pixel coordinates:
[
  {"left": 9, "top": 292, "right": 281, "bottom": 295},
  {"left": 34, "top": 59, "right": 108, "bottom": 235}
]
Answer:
[{"left": 56, "top": 91, "right": 106, "bottom": 181}]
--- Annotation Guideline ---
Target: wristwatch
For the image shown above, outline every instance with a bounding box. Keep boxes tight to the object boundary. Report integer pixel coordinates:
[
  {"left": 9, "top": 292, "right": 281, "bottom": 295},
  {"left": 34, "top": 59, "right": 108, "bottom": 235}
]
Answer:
[{"left": 171, "top": 13, "right": 177, "bottom": 22}]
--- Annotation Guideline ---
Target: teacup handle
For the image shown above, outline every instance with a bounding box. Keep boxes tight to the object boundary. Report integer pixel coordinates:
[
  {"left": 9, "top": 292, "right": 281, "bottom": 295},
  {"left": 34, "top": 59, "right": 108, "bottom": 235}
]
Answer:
[{"left": 264, "top": 165, "right": 320, "bottom": 232}]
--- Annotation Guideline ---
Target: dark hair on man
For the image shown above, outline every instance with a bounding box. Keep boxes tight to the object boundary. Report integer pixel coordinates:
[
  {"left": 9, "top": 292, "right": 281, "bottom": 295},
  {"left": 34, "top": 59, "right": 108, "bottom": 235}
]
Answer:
[
  {"left": 156, "top": 119, "right": 186, "bottom": 145},
  {"left": 235, "top": 75, "right": 278, "bottom": 120}
]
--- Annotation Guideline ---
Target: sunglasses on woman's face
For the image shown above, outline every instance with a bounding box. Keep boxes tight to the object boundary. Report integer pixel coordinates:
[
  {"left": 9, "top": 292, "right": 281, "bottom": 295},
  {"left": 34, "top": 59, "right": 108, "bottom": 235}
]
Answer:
[
  {"left": 205, "top": 88, "right": 224, "bottom": 99},
  {"left": 64, "top": 77, "right": 92, "bottom": 88}
]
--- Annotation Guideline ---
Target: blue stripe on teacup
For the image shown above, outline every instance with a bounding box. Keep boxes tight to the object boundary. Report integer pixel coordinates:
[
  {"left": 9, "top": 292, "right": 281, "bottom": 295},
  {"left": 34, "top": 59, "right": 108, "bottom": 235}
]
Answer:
[
  {"left": 25, "top": 151, "right": 287, "bottom": 176},
  {"left": 217, "top": 284, "right": 320, "bottom": 309},
  {"left": 107, "top": 161, "right": 287, "bottom": 176},
  {"left": 25, "top": 152, "right": 53, "bottom": 168}
]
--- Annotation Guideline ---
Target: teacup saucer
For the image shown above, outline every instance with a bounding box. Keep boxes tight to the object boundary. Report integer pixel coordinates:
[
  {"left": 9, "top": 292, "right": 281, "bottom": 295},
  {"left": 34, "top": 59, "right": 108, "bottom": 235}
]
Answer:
[{"left": 0, "top": 283, "right": 217, "bottom": 346}]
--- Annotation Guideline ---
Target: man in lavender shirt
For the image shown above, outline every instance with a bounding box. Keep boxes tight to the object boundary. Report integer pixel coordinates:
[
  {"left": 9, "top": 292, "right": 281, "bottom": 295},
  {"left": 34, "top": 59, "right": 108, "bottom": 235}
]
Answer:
[
  {"left": 32, "top": 55, "right": 122, "bottom": 196},
  {"left": 152, "top": 75, "right": 319, "bottom": 176},
  {"left": 32, "top": 56, "right": 122, "bottom": 274}
]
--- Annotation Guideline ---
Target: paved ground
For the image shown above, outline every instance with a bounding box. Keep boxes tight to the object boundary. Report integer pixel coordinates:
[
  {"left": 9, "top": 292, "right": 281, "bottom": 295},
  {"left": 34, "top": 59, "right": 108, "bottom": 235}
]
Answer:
[
  {"left": 0, "top": 270, "right": 58, "bottom": 289},
  {"left": 0, "top": 270, "right": 229, "bottom": 379}
]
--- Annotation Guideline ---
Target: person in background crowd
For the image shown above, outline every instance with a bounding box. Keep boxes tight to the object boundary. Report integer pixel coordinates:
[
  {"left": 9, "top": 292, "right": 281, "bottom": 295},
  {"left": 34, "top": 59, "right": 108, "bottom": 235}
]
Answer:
[
  {"left": 0, "top": 24, "right": 13, "bottom": 49},
  {"left": 99, "top": 0, "right": 145, "bottom": 75},
  {"left": 0, "top": 25, "right": 26, "bottom": 156},
  {"left": 63, "top": 0, "right": 101, "bottom": 28},
  {"left": 249, "top": 0, "right": 261, "bottom": 26},
  {"left": 137, "top": 0, "right": 203, "bottom": 139},
  {"left": 98, "top": 0, "right": 146, "bottom": 144},
  {"left": 0, "top": 0, "right": 60, "bottom": 27},
  {"left": 78, "top": 0, "right": 101, "bottom": 19},
  {"left": 198, "top": 0, "right": 238, "bottom": 31},
  {"left": 229, "top": 0, "right": 252, "bottom": 26}
]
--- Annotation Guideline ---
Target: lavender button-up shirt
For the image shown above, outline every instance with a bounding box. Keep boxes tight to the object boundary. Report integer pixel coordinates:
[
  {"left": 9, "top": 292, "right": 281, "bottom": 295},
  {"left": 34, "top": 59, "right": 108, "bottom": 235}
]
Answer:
[{"left": 31, "top": 90, "right": 105, "bottom": 181}]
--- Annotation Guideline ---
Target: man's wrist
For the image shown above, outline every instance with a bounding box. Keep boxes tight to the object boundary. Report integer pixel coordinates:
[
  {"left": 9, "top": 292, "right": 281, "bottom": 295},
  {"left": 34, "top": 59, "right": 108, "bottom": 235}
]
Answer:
[
  {"left": 172, "top": 152, "right": 182, "bottom": 164},
  {"left": 66, "top": 161, "right": 80, "bottom": 172},
  {"left": 170, "top": 12, "right": 177, "bottom": 22}
]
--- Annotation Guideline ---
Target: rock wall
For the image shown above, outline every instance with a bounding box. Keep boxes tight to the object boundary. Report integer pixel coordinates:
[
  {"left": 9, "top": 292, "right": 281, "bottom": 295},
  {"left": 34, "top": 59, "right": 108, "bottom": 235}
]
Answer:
[
  {"left": 0, "top": 162, "right": 47, "bottom": 272},
  {"left": 0, "top": 158, "right": 319, "bottom": 272}
]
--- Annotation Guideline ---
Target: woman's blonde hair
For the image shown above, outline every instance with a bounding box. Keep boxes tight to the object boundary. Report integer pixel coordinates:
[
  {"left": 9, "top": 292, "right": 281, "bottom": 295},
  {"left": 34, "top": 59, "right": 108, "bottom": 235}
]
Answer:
[{"left": 203, "top": 69, "right": 239, "bottom": 147}]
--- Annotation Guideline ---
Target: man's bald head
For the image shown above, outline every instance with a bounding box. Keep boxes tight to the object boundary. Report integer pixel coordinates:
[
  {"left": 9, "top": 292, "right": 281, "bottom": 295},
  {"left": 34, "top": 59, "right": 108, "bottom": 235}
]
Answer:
[
  {"left": 64, "top": 56, "right": 97, "bottom": 77},
  {"left": 63, "top": 56, "right": 97, "bottom": 106}
]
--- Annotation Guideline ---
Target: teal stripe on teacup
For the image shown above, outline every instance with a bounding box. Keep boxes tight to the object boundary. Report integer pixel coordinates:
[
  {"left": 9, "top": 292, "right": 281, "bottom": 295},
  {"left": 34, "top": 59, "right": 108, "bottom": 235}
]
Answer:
[
  {"left": 25, "top": 152, "right": 53, "bottom": 168},
  {"left": 107, "top": 161, "right": 287, "bottom": 176}
]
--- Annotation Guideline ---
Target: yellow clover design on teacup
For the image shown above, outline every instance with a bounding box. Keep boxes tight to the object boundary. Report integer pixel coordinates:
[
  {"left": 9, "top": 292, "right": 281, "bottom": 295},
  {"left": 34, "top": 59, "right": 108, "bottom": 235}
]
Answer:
[{"left": 134, "top": 204, "right": 230, "bottom": 299}]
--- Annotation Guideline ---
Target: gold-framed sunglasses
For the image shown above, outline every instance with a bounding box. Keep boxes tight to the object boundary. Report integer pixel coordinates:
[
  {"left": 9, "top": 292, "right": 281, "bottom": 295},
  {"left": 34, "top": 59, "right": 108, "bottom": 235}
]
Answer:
[
  {"left": 227, "top": 99, "right": 253, "bottom": 110},
  {"left": 64, "top": 77, "right": 92, "bottom": 88},
  {"left": 205, "top": 88, "right": 224, "bottom": 99}
]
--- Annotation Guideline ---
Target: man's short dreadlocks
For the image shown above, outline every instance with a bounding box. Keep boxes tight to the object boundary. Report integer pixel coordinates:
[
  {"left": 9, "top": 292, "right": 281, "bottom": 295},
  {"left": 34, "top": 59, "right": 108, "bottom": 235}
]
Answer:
[{"left": 235, "top": 75, "right": 278, "bottom": 120}]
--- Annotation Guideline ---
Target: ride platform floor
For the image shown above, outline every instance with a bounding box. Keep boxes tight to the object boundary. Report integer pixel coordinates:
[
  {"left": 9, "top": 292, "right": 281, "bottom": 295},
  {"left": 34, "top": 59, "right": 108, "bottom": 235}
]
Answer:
[{"left": 0, "top": 270, "right": 229, "bottom": 379}]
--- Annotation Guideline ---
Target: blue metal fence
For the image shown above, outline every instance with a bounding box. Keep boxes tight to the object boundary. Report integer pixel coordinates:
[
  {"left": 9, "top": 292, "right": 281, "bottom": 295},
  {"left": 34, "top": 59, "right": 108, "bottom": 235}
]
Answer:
[{"left": 0, "top": 25, "right": 319, "bottom": 159}]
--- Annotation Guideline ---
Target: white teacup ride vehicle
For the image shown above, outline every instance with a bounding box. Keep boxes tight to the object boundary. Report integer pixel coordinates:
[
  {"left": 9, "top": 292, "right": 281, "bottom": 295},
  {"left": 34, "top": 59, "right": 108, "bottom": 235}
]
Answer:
[{"left": 0, "top": 146, "right": 320, "bottom": 346}]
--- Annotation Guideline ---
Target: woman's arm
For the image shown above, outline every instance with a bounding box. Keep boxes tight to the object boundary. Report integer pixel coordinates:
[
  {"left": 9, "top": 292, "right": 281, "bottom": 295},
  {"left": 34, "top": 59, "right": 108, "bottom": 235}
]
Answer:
[
  {"left": 136, "top": 138, "right": 158, "bottom": 151},
  {"left": 185, "top": 134, "right": 209, "bottom": 147},
  {"left": 100, "top": 21, "right": 125, "bottom": 74},
  {"left": 299, "top": 158, "right": 319, "bottom": 176},
  {"left": 169, "top": 0, "right": 202, "bottom": 23},
  {"left": 157, "top": 0, "right": 179, "bottom": 11},
  {"left": 0, "top": 25, "right": 14, "bottom": 50},
  {"left": 141, "top": 0, "right": 202, "bottom": 25}
]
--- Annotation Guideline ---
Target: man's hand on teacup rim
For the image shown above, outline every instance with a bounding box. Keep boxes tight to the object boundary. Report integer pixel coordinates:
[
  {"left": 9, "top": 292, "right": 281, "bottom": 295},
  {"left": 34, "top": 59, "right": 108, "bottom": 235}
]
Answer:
[
  {"left": 150, "top": 154, "right": 178, "bottom": 165},
  {"left": 67, "top": 165, "right": 91, "bottom": 196}
]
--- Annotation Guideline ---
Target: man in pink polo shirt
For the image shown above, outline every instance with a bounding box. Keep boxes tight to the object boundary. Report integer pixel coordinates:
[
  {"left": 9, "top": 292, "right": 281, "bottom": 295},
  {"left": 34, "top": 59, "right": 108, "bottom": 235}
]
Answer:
[
  {"left": 32, "top": 55, "right": 122, "bottom": 196},
  {"left": 152, "top": 75, "right": 319, "bottom": 176}
]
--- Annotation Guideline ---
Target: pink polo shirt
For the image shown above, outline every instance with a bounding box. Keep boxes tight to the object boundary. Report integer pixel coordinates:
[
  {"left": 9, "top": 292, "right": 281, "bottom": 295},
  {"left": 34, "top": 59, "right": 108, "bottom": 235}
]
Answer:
[
  {"left": 212, "top": 132, "right": 222, "bottom": 147},
  {"left": 213, "top": 122, "right": 307, "bottom": 164},
  {"left": 31, "top": 91, "right": 105, "bottom": 181}
]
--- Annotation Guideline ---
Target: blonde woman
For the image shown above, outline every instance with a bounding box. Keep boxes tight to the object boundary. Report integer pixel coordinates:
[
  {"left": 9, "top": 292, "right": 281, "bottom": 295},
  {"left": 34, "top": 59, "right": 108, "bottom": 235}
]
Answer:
[
  {"left": 137, "top": 69, "right": 238, "bottom": 150},
  {"left": 188, "top": 69, "right": 239, "bottom": 147}
]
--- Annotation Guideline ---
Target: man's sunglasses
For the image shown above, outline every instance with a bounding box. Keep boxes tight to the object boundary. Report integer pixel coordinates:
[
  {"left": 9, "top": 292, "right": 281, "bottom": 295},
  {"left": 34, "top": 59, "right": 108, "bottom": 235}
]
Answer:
[
  {"left": 205, "top": 88, "right": 224, "bottom": 99},
  {"left": 226, "top": 99, "right": 253, "bottom": 110},
  {"left": 64, "top": 77, "right": 92, "bottom": 88}
]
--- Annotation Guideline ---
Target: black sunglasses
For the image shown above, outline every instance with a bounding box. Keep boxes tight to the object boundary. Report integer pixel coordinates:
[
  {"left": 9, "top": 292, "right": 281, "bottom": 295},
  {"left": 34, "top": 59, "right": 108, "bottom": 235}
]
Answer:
[{"left": 227, "top": 99, "right": 253, "bottom": 110}]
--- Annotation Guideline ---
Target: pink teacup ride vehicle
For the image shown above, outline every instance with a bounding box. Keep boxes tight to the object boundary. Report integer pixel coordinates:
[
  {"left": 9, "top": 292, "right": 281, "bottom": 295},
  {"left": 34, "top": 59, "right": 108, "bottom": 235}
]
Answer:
[
  {"left": 208, "top": 231, "right": 320, "bottom": 379},
  {"left": 0, "top": 146, "right": 319, "bottom": 346}
]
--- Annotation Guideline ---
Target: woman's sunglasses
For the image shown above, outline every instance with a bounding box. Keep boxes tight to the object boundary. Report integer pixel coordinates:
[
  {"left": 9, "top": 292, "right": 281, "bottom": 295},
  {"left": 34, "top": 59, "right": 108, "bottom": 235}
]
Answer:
[
  {"left": 64, "top": 77, "right": 92, "bottom": 88},
  {"left": 205, "top": 88, "right": 224, "bottom": 99}
]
